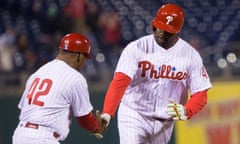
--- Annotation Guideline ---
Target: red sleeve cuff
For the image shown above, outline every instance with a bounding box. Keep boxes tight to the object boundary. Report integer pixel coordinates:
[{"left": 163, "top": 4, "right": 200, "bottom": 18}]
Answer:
[{"left": 77, "top": 112, "right": 100, "bottom": 133}]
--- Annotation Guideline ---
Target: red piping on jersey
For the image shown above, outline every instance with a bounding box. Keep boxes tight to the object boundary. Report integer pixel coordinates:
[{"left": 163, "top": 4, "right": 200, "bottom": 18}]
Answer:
[
  {"left": 77, "top": 112, "right": 100, "bottom": 133},
  {"left": 184, "top": 90, "right": 208, "bottom": 119},
  {"left": 103, "top": 72, "right": 131, "bottom": 117}
]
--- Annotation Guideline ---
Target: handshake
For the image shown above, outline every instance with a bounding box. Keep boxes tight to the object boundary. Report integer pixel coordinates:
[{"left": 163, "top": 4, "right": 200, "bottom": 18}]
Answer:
[{"left": 92, "top": 110, "right": 111, "bottom": 139}]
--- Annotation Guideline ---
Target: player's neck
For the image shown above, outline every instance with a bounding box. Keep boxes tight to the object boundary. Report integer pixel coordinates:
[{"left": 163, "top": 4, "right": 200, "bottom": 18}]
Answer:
[
  {"left": 161, "top": 36, "right": 179, "bottom": 49},
  {"left": 56, "top": 53, "right": 79, "bottom": 71}
]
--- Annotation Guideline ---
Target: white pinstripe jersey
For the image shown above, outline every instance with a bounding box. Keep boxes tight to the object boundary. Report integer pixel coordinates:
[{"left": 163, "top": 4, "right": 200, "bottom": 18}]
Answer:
[
  {"left": 18, "top": 59, "right": 93, "bottom": 140},
  {"left": 115, "top": 34, "right": 212, "bottom": 119}
]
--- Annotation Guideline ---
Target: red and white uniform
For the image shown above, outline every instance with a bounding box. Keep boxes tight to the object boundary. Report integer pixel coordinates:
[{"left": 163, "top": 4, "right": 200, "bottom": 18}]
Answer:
[
  {"left": 12, "top": 59, "right": 93, "bottom": 144},
  {"left": 115, "top": 34, "right": 212, "bottom": 144}
]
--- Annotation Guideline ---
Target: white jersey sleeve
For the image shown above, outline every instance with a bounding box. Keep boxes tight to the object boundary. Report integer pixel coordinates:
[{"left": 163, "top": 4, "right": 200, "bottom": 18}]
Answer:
[
  {"left": 186, "top": 45, "right": 212, "bottom": 94},
  {"left": 115, "top": 41, "right": 138, "bottom": 79},
  {"left": 68, "top": 77, "right": 93, "bottom": 117}
]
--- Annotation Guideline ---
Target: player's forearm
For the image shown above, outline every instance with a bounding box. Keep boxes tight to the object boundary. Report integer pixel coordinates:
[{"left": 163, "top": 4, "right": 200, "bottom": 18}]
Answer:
[
  {"left": 184, "top": 90, "right": 208, "bottom": 119},
  {"left": 77, "top": 112, "right": 100, "bottom": 133},
  {"left": 103, "top": 72, "right": 131, "bottom": 117}
]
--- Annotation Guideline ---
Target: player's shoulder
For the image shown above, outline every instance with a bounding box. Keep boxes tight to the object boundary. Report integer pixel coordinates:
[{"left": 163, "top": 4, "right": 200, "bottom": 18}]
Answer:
[
  {"left": 177, "top": 38, "right": 204, "bottom": 64},
  {"left": 60, "top": 67, "right": 87, "bottom": 89},
  {"left": 178, "top": 38, "right": 201, "bottom": 55},
  {"left": 124, "top": 34, "right": 154, "bottom": 50},
  {"left": 50, "top": 59, "right": 87, "bottom": 81},
  {"left": 135, "top": 34, "right": 154, "bottom": 45},
  {"left": 178, "top": 38, "right": 193, "bottom": 48}
]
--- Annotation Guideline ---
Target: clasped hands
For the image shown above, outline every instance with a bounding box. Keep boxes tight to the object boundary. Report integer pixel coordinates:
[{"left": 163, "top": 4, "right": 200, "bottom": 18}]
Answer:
[
  {"left": 92, "top": 110, "right": 111, "bottom": 139},
  {"left": 166, "top": 99, "right": 188, "bottom": 121},
  {"left": 93, "top": 100, "right": 188, "bottom": 138}
]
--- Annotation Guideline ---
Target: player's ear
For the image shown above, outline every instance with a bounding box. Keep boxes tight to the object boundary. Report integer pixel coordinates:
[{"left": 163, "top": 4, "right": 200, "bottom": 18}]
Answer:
[
  {"left": 152, "top": 26, "right": 157, "bottom": 32},
  {"left": 76, "top": 53, "right": 81, "bottom": 63}
]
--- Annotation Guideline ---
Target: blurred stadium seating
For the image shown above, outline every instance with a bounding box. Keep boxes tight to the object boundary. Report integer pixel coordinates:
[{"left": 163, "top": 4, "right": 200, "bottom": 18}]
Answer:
[{"left": 0, "top": 0, "right": 240, "bottom": 95}]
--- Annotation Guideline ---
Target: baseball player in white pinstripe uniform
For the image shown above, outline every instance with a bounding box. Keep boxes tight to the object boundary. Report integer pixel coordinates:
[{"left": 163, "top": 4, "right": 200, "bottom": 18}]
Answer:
[
  {"left": 100, "top": 3, "right": 212, "bottom": 144},
  {"left": 12, "top": 33, "right": 106, "bottom": 144}
]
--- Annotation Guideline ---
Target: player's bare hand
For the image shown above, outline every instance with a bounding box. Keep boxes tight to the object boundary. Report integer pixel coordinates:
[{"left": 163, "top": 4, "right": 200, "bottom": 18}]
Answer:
[{"left": 166, "top": 99, "right": 188, "bottom": 121}]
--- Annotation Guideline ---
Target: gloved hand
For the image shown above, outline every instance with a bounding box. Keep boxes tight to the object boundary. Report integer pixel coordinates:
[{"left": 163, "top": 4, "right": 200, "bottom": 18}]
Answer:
[
  {"left": 100, "top": 113, "right": 111, "bottom": 127},
  {"left": 166, "top": 100, "right": 188, "bottom": 121},
  {"left": 91, "top": 110, "right": 108, "bottom": 139}
]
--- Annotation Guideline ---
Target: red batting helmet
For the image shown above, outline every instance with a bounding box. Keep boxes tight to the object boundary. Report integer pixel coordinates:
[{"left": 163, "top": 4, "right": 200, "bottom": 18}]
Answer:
[
  {"left": 59, "top": 33, "right": 93, "bottom": 59},
  {"left": 152, "top": 3, "right": 184, "bottom": 34}
]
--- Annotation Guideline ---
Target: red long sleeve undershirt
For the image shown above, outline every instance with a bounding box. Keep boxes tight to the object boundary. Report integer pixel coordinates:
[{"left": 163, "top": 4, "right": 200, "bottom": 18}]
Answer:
[
  {"left": 102, "top": 72, "right": 208, "bottom": 119},
  {"left": 102, "top": 72, "right": 131, "bottom": 117},
  {"left": 77, "top": 112, "right": 100, "bottom": 133},
  {"left": 185, "top": 90, "right": 208, "bottom": 119}
]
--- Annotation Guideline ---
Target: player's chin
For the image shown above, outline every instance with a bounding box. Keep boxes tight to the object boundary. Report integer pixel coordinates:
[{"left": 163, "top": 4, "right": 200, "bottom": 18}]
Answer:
[
  {"left": 154, "top": 36, "right": 165, "bottom": 44},
  {"left": 155, "top": 38, "right": 167, "bottom": 46}
]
